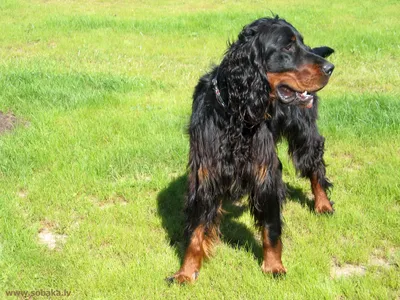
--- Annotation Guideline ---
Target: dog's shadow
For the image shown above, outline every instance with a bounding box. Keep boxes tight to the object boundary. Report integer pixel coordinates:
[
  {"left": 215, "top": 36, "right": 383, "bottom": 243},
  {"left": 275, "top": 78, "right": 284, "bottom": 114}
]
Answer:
[
  {"left": 285, "top": 183, "right": 315, "bottom": 212},
  {"left": 157, "top": 175, "right": 312, "bottom": 266}
]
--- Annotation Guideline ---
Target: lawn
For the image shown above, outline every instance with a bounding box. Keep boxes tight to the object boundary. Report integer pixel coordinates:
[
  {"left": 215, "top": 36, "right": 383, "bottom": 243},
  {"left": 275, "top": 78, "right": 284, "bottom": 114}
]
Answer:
[{"left": 0, "top": 0, "right": 399, "bottom": 299}]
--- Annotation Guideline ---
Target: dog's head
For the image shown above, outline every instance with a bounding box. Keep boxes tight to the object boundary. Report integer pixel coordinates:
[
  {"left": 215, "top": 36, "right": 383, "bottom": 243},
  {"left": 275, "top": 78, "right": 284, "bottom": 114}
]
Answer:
[{"left": 237, "top": 17, "right": 335, "bottom": 109}]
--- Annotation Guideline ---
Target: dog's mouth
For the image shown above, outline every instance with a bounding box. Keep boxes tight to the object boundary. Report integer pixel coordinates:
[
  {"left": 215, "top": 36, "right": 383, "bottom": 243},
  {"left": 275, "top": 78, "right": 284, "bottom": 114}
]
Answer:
[{"left": 277, "top": 85, "right": 317, "bottom": 108}]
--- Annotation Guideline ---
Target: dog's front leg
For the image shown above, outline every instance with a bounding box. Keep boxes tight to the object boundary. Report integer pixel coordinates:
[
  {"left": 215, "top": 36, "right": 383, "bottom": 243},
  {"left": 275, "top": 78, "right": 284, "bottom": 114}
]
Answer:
[
  {"left": 310, "top": 171, "right": 334, "bottom": 214},
  {"left": 288, "top": 126, "right": 334, "bottom": 214}
]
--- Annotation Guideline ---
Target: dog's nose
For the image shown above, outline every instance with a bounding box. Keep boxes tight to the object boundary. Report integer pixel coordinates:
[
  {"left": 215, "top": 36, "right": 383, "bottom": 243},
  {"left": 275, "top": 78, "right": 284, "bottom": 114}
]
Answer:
[{"left": 322, "top": 63, "right": 335, "bottom": 76}]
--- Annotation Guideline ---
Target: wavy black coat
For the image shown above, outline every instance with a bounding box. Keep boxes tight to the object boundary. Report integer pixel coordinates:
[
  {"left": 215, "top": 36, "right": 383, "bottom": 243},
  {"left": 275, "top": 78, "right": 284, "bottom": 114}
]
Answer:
[{"left": 184, "top": 17, "right": 333, "bottom": 247}]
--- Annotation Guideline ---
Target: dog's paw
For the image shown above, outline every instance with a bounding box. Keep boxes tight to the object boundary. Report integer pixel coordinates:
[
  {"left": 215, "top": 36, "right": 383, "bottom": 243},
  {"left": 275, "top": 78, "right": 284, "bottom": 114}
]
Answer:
[
  {"left": 166, "top": 271, "right": 199, "bottom": 284},
  {"left": 315, "top": 201, "right": 335, "bottom": 214},
  {"left": 261, "top": 261, "right": 287, "bottom": 275}
]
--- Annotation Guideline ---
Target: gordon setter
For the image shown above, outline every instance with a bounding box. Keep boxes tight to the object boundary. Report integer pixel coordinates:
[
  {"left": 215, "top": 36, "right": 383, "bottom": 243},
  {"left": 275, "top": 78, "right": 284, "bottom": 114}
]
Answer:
[{"left": 170, "top": 16, "right": 335, "bottom": 283}]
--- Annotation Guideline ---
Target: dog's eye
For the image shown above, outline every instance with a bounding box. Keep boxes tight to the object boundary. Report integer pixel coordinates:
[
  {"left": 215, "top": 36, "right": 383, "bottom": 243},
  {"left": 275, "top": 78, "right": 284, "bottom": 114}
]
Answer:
[{"left": 283, "top": 43, "right": 295, "bottom": 52}]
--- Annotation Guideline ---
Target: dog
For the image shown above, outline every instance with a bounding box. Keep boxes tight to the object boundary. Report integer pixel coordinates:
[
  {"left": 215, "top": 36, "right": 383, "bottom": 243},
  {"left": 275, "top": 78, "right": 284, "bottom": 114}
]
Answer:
[{"left": 169, "top": 16, "right": 335, "bottom": 283}]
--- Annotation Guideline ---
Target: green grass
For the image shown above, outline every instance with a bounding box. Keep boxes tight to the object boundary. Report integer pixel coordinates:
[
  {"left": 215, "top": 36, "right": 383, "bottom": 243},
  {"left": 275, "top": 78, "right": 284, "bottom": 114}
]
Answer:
[{"left": 0, "top": 0, "right": 399, "bottom": 299}]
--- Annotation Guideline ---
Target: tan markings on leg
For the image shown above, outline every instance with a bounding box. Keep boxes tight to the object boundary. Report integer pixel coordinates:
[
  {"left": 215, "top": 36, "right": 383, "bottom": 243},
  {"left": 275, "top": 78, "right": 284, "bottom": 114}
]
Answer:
[
  {"left": 261, "top": 228, "right": 286, "bottom": 274},
  {"left": 203, "top": 203, "right": 224, "bottom": 258},
  {"left": 311, "top": 174, "right": 333, "bottom": 214},
  {"left": 256, "top": 165, "right": 268, "bottom": 183},
  {"left": 173, "top": 225, "right": 206, "bottom": 283},
  {"left": 173, "top": 204, "right": 224, "bottom": 284},
  {"left": 203, "top": 225, "right": 218, "bottom": 258},
  {"left": 197, "top": 165, "right": 209, "bottom": 184}
]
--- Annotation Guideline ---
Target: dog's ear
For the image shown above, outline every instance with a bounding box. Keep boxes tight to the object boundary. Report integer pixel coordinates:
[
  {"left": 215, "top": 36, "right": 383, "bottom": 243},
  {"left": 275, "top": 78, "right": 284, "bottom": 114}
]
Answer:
[{"left": 312, "top": 46, "right": 335, "bottom": 58}]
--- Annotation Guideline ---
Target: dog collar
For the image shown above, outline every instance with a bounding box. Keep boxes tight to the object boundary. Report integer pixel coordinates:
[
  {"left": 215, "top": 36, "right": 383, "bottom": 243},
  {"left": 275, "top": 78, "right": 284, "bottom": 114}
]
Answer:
[{"left": 211, "top": 78, "right": 227, "bottom": 109}]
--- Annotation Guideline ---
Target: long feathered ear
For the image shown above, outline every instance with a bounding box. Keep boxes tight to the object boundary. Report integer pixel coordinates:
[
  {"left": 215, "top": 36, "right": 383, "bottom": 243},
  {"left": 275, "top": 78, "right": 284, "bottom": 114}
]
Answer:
[
  {"left": 222, "top": 30, "right": 271, "bottom": 125},
  {"left": 312, "top": 46, "right": 335, "bottom": 58}
]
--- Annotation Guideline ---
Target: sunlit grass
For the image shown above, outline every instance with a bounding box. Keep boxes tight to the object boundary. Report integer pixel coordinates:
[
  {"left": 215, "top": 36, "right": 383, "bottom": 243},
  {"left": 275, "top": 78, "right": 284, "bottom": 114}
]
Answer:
[{"left": 0, "top": 0, "right": 399, "bottom": 299}]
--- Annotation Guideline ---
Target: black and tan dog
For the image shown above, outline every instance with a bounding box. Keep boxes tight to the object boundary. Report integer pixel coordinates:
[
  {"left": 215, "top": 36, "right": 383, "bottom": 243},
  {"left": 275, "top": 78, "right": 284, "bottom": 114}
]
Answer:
[{"left": 169, "top": 16, "right": 335, "bottom": 283}]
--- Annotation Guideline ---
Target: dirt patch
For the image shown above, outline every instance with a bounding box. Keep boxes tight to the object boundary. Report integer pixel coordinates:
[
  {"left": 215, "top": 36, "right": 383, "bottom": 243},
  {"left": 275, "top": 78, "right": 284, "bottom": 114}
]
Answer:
[
  {"left": 87, "top": 194, "right": 128, "bottom": 209},
  {"left": 17, "top": 189, "right": 28, "bottom": 199},
  {"left": 99, "top": 195, "right": 128, "bottom": 209},
  {"left": 38, "top": 229, "right": 67, "bottom": 250},
  {"left": 369, "top": 247, "right": 399, "bottom": 269},
  {"left": 331, "top": 249, "right": 399, "bottom": 279},
  {"left": 369, "top": 257, "right": 391, "bottom": 269},
  {"left": 38, "top": 220, "right": 67, "bottom": 250},
  {"left": 0, "top": 111, "right": 27, "bottom": 134},
  {"left": 331, "top": 263, "right": 367, "bottom": 278}
]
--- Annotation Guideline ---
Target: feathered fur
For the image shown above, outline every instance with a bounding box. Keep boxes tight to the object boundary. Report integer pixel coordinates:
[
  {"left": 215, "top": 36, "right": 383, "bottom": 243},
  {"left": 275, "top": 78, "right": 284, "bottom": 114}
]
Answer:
[{"left": 171, "top": 16, "right": 335, "bottom": 283}]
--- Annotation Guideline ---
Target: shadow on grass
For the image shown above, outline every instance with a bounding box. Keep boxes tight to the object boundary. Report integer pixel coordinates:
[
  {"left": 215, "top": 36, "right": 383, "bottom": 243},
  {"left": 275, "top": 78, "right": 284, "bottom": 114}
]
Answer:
[
  {"left": 157, "top": 175, "right": 312, "bottom": 268},
  {"left": 156, "top": 175, "right": 187, "bottom": 262},
  {"left": 286, "top": 183, "right": 314, "bottom": 212},
  {"left": 158, "top": 175, "right": 263, "bottom": 267}
]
